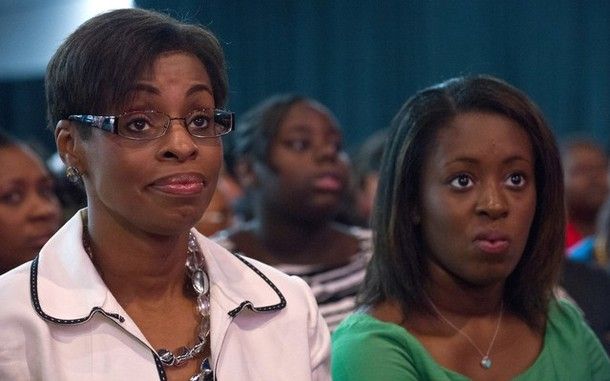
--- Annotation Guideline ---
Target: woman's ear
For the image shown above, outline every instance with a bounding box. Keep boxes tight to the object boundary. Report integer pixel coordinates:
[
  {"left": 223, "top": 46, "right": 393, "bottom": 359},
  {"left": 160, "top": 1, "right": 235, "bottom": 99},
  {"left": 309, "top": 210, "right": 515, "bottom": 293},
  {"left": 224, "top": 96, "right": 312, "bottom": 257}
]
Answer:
[
  {"left": 235, "top": 157, "right": 258, "bottom": 189},
  {"left": 55, "top": 120, "right": 86, "bottom": 173}
]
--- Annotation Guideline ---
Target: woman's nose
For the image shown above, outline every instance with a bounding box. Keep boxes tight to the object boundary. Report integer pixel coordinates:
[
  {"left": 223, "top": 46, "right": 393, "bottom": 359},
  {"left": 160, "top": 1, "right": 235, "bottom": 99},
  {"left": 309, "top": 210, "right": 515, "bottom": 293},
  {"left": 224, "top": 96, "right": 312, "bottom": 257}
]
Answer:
[
  {"left": 314, "top": 140, "right": 340, "bottom": 162},
  {"left": 475, "top": 181, "right": 509, "bottom": 219},
  {"left": 158, "top": 120, "right": 199, "bottom": 162}
]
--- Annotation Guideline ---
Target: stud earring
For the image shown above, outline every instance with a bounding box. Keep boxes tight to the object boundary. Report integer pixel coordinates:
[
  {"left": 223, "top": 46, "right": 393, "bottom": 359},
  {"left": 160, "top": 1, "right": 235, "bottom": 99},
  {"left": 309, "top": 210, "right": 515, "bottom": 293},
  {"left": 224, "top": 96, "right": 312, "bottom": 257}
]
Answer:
[{"left": 66, "top": 166, "right": 82, "bottom": 184}]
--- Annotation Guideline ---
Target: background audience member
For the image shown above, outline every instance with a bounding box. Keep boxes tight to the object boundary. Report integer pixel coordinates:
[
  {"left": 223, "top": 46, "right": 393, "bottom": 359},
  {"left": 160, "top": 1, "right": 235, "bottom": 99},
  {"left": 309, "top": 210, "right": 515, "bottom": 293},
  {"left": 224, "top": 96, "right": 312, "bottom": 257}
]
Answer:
[
  {"left": 560, "top": 194, "right": 610, "bottom": 354},
  {"left": 569, "top": 197, "right": 610, "bottom": 267},
  {"left": 348, "top": 128, "right": 388, "bottom": 227},
  {"left": 213, "top": 94, "right": 372, "bottom": 331},
  {"left": 0, "top": 130, "right": 61, "bottom": 274},
  {"left": 194, "top": 166, "right": 240, "bottom": 236},
  {"left": 562, "top": 138, "right": 609, "bottom": 251},
  {"left": 561, "top": 259, "right": 610, "bottom": 354},
  {"left": 332, "top": 75, "right": 610, "bottom": 380}
]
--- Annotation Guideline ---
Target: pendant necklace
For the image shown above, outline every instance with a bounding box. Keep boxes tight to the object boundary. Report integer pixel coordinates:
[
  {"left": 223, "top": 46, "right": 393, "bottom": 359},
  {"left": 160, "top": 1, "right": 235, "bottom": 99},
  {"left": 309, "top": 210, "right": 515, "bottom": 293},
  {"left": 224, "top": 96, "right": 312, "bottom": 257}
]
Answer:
[
  {"left": 424, "top": 294, "right": 503, "bottom": 370},
  {"left": 81, "top": 211, "right": 213, "bottom": 381}
]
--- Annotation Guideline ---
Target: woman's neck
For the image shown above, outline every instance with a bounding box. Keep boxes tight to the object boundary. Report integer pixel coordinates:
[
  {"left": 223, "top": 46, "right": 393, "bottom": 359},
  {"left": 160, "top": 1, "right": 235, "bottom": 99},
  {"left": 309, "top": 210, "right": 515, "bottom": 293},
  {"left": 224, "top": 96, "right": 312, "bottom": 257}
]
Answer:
[
  {"left": 234, "top": 211, "right": 356, "bottom": 266},
  {"left": 425, "top": 266, "right": 505, "bottom": 317},
  {"left": 83, "top": 209, "right": 191, "bottom": 304}
]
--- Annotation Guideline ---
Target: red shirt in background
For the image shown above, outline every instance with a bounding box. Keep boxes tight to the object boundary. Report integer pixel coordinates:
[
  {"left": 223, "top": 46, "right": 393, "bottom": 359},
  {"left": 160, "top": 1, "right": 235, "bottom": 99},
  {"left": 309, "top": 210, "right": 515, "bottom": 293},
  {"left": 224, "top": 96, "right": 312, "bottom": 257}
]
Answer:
[{"left": 565, "top": 221, "right": 584, "bottom": 251}]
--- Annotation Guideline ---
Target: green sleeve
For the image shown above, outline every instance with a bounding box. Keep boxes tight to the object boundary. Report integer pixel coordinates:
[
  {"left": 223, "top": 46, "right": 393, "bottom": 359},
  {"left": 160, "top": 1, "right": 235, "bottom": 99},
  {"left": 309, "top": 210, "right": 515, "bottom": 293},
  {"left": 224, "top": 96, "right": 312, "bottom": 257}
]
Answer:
[
  {"left": 572, "top": 306, "right": 610, "bottom": 379},
  {"left": 331, "top": 315, "right": 419, "bottom": 381},
  {"left": 551, "top": 299, "right": 610, "bottom": 381},
  {"left": 586, "top": 329, "right": 610, "bottom": 381}
]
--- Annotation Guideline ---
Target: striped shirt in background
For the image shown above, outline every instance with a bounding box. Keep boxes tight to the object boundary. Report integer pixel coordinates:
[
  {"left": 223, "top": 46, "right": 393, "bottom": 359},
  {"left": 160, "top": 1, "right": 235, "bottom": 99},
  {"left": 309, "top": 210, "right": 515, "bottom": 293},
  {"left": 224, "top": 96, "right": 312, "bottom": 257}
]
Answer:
[{"left": 213, "top": 227, "right": 372, "bottom": 332}]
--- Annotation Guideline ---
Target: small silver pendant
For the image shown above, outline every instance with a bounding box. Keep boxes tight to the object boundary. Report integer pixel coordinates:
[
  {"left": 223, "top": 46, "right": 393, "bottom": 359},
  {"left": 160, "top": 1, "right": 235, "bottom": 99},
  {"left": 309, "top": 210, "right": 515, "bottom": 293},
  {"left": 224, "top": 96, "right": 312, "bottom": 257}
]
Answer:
[{"left": 480, "top": 356, "right": 492, "bottom": 369}]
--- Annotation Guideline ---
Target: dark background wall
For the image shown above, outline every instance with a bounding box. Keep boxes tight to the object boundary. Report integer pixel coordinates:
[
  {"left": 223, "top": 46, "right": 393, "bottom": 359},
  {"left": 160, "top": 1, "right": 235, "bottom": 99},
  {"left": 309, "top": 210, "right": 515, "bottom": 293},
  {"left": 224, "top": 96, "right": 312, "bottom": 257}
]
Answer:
[{"left": 2, "top": 0, "right": 610, "bottom": 158}]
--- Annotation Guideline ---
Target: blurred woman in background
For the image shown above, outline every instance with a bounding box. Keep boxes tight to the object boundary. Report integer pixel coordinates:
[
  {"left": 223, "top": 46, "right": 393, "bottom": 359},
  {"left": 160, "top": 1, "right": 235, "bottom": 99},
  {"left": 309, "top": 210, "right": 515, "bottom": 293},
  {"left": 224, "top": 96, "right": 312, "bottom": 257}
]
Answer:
[
  {"left": 214, "top": 94, "right": 372, "bottom": 331},
  {"left": 0, "top": 130, "right": 61, "bottom": 274}
]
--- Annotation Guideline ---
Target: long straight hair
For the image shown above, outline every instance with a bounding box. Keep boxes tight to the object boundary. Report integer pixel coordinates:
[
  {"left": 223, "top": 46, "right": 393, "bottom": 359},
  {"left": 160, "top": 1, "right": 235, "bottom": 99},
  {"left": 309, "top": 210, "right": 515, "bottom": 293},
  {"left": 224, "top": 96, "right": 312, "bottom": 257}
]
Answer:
[{"left": 359, "top": 75, "right": 564, "bottom": 329}]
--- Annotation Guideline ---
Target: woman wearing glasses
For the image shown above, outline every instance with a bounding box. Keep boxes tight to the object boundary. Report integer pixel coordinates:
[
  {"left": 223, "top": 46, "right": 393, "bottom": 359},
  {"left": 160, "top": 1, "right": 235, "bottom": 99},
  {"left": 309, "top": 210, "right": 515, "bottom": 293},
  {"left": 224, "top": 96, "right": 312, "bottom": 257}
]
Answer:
[{"left": 0, "top": 8, "right": 330, "bottom": 381}]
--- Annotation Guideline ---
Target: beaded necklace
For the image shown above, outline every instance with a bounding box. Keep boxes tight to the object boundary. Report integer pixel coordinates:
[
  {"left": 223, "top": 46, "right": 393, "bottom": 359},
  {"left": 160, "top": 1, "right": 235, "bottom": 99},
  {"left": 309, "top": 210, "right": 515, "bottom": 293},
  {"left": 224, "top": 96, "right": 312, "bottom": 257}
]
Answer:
[{"left": 81, "top": 211, "right": 213, "bottom": 381}]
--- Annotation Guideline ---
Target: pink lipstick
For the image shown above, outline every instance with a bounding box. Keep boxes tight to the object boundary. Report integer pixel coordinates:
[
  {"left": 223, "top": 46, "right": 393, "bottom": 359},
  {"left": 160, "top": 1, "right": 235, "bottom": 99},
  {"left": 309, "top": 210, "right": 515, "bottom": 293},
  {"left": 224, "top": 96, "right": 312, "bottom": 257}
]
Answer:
[
  {"left": 474, "top": 232, "right": 510, "bottom": 254},
  {"left": 150, "top": 173, "right": 205, "bottom": 196}
]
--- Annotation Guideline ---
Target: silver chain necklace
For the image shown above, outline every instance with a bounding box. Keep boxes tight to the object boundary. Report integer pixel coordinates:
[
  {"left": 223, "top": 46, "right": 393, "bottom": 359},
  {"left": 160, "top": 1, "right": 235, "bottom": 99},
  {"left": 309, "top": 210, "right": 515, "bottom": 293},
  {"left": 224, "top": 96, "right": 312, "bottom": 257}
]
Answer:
[
  {"left": 424, "top": 294, "right": 503, "bottom": 370},
  {"left": 81, "top": 213, "right": 212, "bottom": 381}
]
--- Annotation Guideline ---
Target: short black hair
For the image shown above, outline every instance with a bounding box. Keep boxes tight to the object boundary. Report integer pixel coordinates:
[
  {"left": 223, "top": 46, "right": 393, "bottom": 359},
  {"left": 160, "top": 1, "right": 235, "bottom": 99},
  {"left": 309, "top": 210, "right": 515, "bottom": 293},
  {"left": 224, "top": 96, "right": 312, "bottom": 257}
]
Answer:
[{"left": 46, "top": 8, "right": 228, "bottom": 136}]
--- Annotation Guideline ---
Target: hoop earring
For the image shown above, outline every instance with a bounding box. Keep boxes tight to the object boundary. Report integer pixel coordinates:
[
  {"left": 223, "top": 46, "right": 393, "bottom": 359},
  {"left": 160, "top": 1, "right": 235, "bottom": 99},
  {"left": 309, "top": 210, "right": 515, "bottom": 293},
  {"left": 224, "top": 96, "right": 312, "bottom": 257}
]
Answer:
[{"left": 66, "top": 166, "right": 82, "bottom": 184}]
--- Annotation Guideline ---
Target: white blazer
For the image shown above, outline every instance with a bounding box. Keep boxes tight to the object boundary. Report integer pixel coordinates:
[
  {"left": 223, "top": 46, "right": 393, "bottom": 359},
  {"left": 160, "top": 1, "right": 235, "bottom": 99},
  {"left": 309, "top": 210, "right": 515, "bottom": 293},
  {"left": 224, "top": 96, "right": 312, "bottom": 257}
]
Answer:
[{"left": 0, "top": 212, "right": 331, "bottom": 380}]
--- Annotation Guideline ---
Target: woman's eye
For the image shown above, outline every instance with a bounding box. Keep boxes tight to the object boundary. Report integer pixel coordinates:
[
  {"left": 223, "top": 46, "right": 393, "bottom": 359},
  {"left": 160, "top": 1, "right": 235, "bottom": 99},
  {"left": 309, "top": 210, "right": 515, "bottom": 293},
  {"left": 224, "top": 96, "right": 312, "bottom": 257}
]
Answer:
[
  {"left": 449, "top": 174, "right": 473, "bottom": 189},
  {"left": 121, "top": 111, "right": 163, "bottom": 132},
  {"left": 126, "top": 119, "right": 150, "bottom": 131},
  {"left": 0, "top": 190, "right": 24, "bottom": 205},
  {"left": 188, "top": 115, "right": 210, "bottom": 129},
  {"left": 284, "top": 139, "right": 310, "bottom": 151},
  {"left": 506, "top": 173, "right": 526, "bottom": 188}
]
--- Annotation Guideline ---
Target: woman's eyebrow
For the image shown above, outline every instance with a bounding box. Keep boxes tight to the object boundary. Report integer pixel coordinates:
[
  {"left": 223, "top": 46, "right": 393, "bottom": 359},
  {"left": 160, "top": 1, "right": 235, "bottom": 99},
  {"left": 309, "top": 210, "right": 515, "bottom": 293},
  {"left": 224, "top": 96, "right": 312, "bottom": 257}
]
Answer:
[
  {"left": 131, "top": 83, "right": 160, "bottom": 95},
  {"left": 186, "top": 83, "right": 213, "bottom": 97}
]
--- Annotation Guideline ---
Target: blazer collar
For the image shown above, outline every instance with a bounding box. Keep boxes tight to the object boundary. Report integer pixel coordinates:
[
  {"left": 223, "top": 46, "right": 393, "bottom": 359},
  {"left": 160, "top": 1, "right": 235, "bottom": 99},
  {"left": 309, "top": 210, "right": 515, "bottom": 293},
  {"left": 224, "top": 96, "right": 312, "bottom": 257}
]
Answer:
[
  {"left": 30, "top": 211, "right": 286, "bottom": 326},
  {"left": 194, "top": 229, "right": 286, "bottom": 317},
  {"left": 30, "top": 212, "right": 117, "bottom": 323}
]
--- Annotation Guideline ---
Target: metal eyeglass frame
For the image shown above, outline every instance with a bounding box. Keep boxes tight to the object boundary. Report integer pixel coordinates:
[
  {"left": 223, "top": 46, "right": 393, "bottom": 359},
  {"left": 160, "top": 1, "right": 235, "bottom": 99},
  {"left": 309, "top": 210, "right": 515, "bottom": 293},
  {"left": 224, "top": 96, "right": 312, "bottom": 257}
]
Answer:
[{"left": 67, "top": 109, "right": 235, "bottom": 140}]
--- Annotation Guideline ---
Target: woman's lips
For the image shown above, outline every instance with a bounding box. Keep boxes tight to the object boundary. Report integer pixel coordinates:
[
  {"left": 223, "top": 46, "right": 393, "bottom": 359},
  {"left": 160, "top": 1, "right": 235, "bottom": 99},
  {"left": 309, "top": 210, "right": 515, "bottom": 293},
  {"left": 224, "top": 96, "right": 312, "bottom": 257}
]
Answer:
[
  {"left": 313, "top": 174, "right": 344, "bottom": 192},
  {"left": 474, "top": 232, "right": 510, "bottom": 254},
  {"left": 150, "top": 173, "right": 206, "bottom": 195},
  {"left": 475, "top": 239, "right": 510, "bottom": 254}
]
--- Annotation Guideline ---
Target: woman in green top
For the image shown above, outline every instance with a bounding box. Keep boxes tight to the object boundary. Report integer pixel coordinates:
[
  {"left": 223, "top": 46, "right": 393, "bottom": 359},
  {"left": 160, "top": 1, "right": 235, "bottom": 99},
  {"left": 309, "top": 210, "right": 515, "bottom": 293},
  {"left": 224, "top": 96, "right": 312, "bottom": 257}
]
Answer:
[{"left": 332, "top": 75, "right": 610, "bottom": 380}]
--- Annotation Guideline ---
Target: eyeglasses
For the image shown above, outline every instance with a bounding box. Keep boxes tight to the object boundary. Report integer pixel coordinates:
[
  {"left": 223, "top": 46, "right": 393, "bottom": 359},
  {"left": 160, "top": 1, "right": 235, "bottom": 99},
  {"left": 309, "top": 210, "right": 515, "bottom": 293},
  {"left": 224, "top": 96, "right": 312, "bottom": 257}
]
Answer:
[{"left": 68, "top": 109, "right": 234, "bottom": 140}]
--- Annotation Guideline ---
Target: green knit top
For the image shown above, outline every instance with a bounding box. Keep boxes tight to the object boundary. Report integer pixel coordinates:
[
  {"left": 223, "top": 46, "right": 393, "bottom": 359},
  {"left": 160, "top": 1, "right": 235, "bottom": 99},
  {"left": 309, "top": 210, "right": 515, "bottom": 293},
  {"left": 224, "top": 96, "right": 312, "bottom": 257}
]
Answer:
[{"left": 332, "top": 299, "right": 610, "bottom": 380}]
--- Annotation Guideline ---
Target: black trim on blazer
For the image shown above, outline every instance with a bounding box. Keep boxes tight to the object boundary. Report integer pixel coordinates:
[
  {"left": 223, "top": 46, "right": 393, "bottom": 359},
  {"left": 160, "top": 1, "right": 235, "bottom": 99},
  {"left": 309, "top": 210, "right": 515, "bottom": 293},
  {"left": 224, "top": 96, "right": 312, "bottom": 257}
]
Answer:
[
  {"left": 30, "top": 250, "right": 286, "bottom": 380},
  {"left": 152, "top": 350, "right": 168, "bottom": 381},
  {"left": 29, "top": 255, "right": 125, "bottom": 325},
  {"left": 30, "top": 256, "right": 167, "bottom": 380},
  {"left": 227, "top": 254, "right": 287, "bottom": 317}
]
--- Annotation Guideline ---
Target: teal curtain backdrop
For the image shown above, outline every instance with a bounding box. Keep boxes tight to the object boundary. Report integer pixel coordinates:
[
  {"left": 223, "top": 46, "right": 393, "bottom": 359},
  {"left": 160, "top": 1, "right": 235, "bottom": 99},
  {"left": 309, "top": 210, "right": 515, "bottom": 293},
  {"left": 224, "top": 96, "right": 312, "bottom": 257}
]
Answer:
[
  {"left": 135, "top": 0, "right": 610, "bottom": 152},
  {"left": 2, "top": 0, "right": 610, "bottom": 155}
]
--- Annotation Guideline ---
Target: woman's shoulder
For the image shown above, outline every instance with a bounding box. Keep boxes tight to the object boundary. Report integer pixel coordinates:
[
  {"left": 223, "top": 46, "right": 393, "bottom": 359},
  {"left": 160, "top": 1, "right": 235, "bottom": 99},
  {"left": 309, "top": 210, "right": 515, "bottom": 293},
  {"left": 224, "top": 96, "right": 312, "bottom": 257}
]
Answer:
[
  {"left": 0, "top": 261, "right": 40, "bottom": 348},
  {"left": 546, "top": 298, "right": 609, "bottom": 351},
  {"left": 548, "top": 297, "right": 595, "bottom": 331},
  {"left": 332, "top": 311, "right": 434, "bottom": 380},
  {"left": 530, "top": 298, "right": 610, "bottom": 379},
  {"left": 333, "top": 308, "right": 415, "bottom": 350},
  {"left": 0, "top": 261, "right": 32, "bottom": 311}
]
